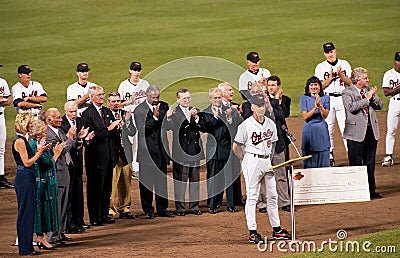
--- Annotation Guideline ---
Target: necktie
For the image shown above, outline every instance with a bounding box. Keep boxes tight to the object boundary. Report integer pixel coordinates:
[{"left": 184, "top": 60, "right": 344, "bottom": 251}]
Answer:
[
  {"left": 360, "top": 91, "right": 369, "bottom": 115},
  {"left": 58, "top": 131, "right": 72, "bottom": 165},
  {"left": 99, "top": 108, "right": 106, "bottom": 126},
  {"left": 72, "top": 120, "right": 76, "bottom": 126}
]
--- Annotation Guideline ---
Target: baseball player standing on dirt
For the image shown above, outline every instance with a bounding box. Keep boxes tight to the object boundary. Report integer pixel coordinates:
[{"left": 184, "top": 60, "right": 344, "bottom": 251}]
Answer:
[
  {"left": 67, "top": 63, "right": 98, "bottom": 117},
  {"left": 233, "top": 93, "right": 290, "bottom": 244},
  {"left": 382, "top": 52, "right": 400, "bottom": 167},
  {"left": 315, "top": 43, "right": 352, "bottom": 166}
]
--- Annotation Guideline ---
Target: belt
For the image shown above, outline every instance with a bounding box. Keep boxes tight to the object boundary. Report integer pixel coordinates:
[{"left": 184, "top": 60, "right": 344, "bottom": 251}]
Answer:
[
  {"left": 328, "top": 93, "right": 342, "bottom": 97},
  {"left": 393, "top": 97, "right": 400, "bottom": 101},
  {"left": 251, "top": 153, "right": 270, "bottom": 159},
  {"left": 0, "top": 112, "right": 3, "bottom": 115}
]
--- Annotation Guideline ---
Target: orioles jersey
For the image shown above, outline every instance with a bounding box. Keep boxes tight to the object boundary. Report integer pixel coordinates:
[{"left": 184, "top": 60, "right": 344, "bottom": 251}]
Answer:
[
  {"left": 118, "top": 78, "right": 150, "bottom": 112},
  {"left": 12, "top": 81, "right": 47, "bottom": 115}
]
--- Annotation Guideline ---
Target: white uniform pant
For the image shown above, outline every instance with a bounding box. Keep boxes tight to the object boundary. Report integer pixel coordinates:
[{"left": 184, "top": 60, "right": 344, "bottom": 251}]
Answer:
[
  {"left": 326, "top": 95, "right": 347, "bottom": 152},
  {"left": 242, "top": 153, "right": 280, "bottom": 230},
  {"left": 0, "top": 114, "right": 6, "bottom": 176},
  {"left": 385, "top": 98, "right": 400, "bottom": 155}
]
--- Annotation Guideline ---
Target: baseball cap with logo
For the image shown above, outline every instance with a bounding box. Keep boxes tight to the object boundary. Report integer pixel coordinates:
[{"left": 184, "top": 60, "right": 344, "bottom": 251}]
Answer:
[
  {"left": 395, "top": 52, "right": 400, "bottom": 61},
  {"left": 77, "top": 63, "right": 90, "bottom": 72},
  {"left": 250, "top": 94, "right": 266, "bottom": 106},
  {"left": 18, "top": 65, "right": 33, "bottom": 74},
  {"left": 323, "top": 42, "right": 335, "bottom": 53},
  {"left": 130, "top": 62, "right": 142, "bottom": 71},
  {"left": 246, "top": 52, "right": 261, "bottom": 63}
]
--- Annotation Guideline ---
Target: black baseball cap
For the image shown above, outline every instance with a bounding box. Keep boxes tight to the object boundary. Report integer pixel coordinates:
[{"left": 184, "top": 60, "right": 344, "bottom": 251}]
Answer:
[
  {"left": 250, "top": 94, "right": 266, "bottom": 106},
  {"left": 323, "top": 42, "right": 335, "bottom": 53},
  {"left": 130, "top": 62, "right": 142, "bottom": 71},
  {"left": 395, "top": 52, "right": 400, "bottom": 61},
  {"left": 18, "top": 65, "right": 33, "bottom": 74},
  {"left": 77, "top": 63, "right": 90, "bottom": 72},
  {"left": 246, "top": 52, "right": 261, "bottom": 63}
]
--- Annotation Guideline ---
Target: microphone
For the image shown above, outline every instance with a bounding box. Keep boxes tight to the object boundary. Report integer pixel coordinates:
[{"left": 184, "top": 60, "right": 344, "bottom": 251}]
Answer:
[{"left": 281, "top": 124, "right": 296, "bottom": 142}]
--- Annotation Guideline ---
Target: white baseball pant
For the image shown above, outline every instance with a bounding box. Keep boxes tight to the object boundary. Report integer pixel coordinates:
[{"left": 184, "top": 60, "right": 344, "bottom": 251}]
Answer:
[
  {"left": 385, "top": 98, "right": 400, "bottom": 155},
  {"left": 0, "top": 114, "right": 6, "bottom": 176},
  {"left": 326, "top": 96, "right": 347, "bottom": 152}
]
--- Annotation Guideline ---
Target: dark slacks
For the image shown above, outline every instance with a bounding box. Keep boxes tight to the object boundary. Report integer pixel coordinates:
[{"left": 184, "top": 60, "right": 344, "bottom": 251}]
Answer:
[
  {"left": 173, "top": 161, "right": 200, "bottom": 212},
  {"left": 139, "top": 163, "right": 168, "bottom": 214},
  {"left": 347, "top": 126, "right": 377, "bottom": 194},
  {"left": 67, "top": 163, "right": 85, "bottom": 229},
  {"left": 14, "top": 167, "right": 36, "bottom": 255},
  {"left": 206, "top": 159, "right": 228, "bottom": 209}
]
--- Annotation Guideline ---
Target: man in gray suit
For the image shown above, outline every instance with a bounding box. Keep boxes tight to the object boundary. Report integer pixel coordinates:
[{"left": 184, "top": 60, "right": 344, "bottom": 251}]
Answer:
[
  {"left": 45, "top": 108, "right": 75, "bottom": 244},
  {"left": 342, "top": 67, "right": 383, "bottom": 199}
]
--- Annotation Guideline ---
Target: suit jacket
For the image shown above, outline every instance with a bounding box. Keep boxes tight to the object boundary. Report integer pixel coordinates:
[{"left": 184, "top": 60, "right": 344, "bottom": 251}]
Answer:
[
  {"left": 342, "top": 85, "right": 383, "bottom": 142},
  {"left": 81, "top": 104, "right": 117, "bottom": 167},
  {"left": 199, "top": 104, "right": 242, "bottom": 160},
  {"left": 60, "top": 115, "right": 84, "bottom": 174},
  {"left": 165, "top": 106, "right": 204, "bottom": 163},
  {"left": 134, "top": 100, "right": 170, "bottom": 167},
  {"left": 45, "top": 127, "right": 74, "bottom": 187},
  {"left": 110, "top": 110, "right": 136, "bottom": 166}
]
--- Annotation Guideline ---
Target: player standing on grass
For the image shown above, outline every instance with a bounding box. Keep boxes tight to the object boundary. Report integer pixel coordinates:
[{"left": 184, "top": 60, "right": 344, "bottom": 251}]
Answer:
[
  {"left": 233, "top": 94, "right": 290, "bottom": 244},
  {"left": 314, "top": 43, "right": 352, "bottom": 166},
  {"left": 382, "top": 52, "right": 400, "bottom": 166}
]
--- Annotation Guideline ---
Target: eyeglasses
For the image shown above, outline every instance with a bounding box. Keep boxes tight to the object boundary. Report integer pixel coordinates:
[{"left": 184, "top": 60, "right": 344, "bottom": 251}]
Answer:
[{"left": 94, "top": 93, "right": 105, "bottom": 97}]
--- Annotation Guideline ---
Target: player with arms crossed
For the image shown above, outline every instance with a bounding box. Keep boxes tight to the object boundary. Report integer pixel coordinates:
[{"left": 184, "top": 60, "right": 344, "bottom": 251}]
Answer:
[
  {"left": 239, "top": 52, "right": 271, "bottom": 101},
  {"left": 67, "top": 63, "right": 98, "bottom": 117},
  {"left": 233, "top": 94, "right": 290, "bottom": 244},
  {"left": 314, "top": 42, "right": 352, "bottom": 166},
  {"left": 382, "top": 52, "right": 400, "bottom": 166}
]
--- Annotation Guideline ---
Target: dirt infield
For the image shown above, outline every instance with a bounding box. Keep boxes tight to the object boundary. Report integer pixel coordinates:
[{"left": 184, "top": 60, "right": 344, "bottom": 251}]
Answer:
[{"left": 0, "top": 112, "right": 398, "bottom": 257}]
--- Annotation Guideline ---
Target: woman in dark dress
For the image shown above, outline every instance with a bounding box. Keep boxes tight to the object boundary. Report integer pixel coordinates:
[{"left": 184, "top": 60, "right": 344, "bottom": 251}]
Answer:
[
  {"left": 12, "top": 112, "right": 51, "bottom": 256},
  {"left": 29, "top": 120, "right": 63, "bottom": 250}
]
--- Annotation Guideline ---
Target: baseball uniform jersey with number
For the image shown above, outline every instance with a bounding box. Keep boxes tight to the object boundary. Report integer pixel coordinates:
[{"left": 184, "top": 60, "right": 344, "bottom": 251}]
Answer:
[
  {"left": 118, "top": 78, "right": 150, "bottom": 112},
  {"left": 67, "top": 81, "right": 97, "bottom": 116},
  {"left": 12, "top": 81, "right": 47, "bottom": 115},
  {"left": 234, "top": 115, "right": 279, "bottom": 230},
  {"left": 382, "top": 68, "right": 400, "bottom": 155},
  {"left": 0, "top": 78, "right": 10, "bottom": 176},
  {"left": 315, "top": 59, "right": 351, "bottom": 152},
  {"left": 239, "top": 68, "right": 271, "bottom": 92}
]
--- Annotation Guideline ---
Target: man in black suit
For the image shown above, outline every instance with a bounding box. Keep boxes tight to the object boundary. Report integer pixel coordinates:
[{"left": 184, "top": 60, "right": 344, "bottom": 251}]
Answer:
[
  {"left": 81, "top": 85, "right": 121, "bottom": 226},
  {"left": 165, "top": 88, "right": 204, "bottom": 216},
  {"left": 107, "top": 92, "right": 136, "bottom": 219},
  {"left": 200, "top": 87, "right": 242, "bottom": 214},
  {"left": 60, "top": 101, "right": 93, "bottom": 233},
  {"left": 134, "top": 86, "right": 174, "bottom": 219}
]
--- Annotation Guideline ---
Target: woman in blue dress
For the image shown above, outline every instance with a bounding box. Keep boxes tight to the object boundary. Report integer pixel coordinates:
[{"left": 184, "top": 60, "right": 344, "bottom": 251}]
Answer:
[
  {"left": 29, "top": 120, "right": 64, "bottom": 250},
  {"left": 12, "top": 112, "right": 51, "bottom": 256},
  {"left": 300, "top": 76, "right": 331, "bottom": 168}
]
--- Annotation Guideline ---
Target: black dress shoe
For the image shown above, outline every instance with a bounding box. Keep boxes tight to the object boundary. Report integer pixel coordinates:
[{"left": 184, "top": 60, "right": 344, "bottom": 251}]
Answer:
[
  {"left": 258, "top": 207, "right": 267, "bottom": 213},
  {"left": 82, "top": 224, "right": 91, "bottom": 229},
  {"left": 66, "top": 227, "right": 85, "bottom": 234},
  {"left": 227, "top": 207, "right": 239, "bottom": 212},
  {"left": 370, "top": 192, "right": 383, "bottom": 199},
  {"left": 176, "top": 211, "right": 185, "bottom": 216},
  {"left": 103, "top": 215, "right": 116, "bottom": 224},
  {"left": 119, "top": 212, "right": 135, "bottom": 219},
  {"left": 281, "top": 205, "right": 291, "bottom": 212},
  {"left": 190, "top": 210, "right": 202, "bottom": 215},
  {"left": 60, "top": 234, "right": 73, "bottom": 241},
  {"left": 208, "top": 208, "right": 219, "bottom": 214},
  {"left": 146, "top": 213, "right": 155, "bottom": 219},
  {"left": 48, "top": 241, "right": 65, "bottom": 247},
  {"left": 157, "top": 211, "right": 175, "bottom": 217},
  {"left": 20, "top": 251, "right": 41, "bottom": 256},
  {"left": 91, "top": 221, "right": 104, "bottom": 226}
]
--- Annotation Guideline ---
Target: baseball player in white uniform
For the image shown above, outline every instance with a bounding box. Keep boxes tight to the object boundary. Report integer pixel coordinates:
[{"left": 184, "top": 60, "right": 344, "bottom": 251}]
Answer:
[
  {"left": 12, "top": 65, "right": 48, "bottom": 118},
  {"left": 0, "top": 65, "right": 14, "bottom": 189},
  {"left": 239, "top": 52, "right": 271, "bottom": 101},
  {"left": 117, "top": 62, "right": 150, "bottom": 173},
  {"left": 67, "top": 63, "right": 97, "bottom": 117},
  {"left": 382, "top": 52, "right": 400, "bottom": 166},
  {"left": 233, "top": 94, "right": 290, "bottom": 244},
  {"left": 315, "top": 43, "right": 352, "bottom": 166}
]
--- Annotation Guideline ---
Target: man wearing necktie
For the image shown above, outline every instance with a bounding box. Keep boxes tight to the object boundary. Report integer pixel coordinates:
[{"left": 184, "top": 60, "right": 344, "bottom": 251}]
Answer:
[{"left": 342, "top": 67, "right": 383, "bottom": 199}]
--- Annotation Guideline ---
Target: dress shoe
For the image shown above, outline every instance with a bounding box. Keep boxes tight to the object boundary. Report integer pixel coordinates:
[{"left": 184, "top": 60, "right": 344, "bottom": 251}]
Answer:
[
  {"left": 37, "top": 242, "right": 56, "bottom": 250},
  {"left": 48, "top": 241, "right": 65, "bottom": 247},
  {"left": 82, "top": 224, "right": 91, "bottom": 230},
  {"left": 103, "top": 215, "right": 116, "bottom": 224},
  {"left": 281, "top": 205, "right": 291, "bottom": 212},
  {"left": 176, "top": 211, "right": 186, "bottom": 216},
  {"left": 190, "top": 210, "right": 202, "bottom": 215},
  {"left": 208, "top": 208, "right": 219, "bottom": 214},
  {"left": 66, "top": 227, "right": 85, "bottom": 234},
  {"left": 370, "top": 192, "right": 383, "bottom": 199},
  {"left": 91, "top": 221, "right": 104, "bottom": 226},
  {"left": 227, "top": 207, "right": 239, "bottom": 213},
  {"left": 60, "top": 234, "right": 73, "bottom": 241},
  {"left": 20, "top": 251, "right": 41, "bottom": 256},
  {"left": 157, "top": 211, "right": 175, "bottom": 218},
  {"left": 258, "top": 207, "right": 267, "bottom": 213},
  {"left": 146, "top": 213, "right": 155, "bottom": 219},
  {"left": 119, "top": 212, "right": 135, "bottom": 219},
  {"left": 0, "top": 178, "right": 14, "bottom": 189}
]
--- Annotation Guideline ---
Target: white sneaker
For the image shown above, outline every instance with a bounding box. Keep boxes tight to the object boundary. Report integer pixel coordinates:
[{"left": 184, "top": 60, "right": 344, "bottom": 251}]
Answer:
[{"left": 382, "top": 156, "right": 394, "bottom": 167}]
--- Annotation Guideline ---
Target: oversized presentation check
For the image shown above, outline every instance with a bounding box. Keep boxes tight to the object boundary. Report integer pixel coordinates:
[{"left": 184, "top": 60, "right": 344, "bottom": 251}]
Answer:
[{"left": 293, "top": 166, "right": 370, "bottom": 205}]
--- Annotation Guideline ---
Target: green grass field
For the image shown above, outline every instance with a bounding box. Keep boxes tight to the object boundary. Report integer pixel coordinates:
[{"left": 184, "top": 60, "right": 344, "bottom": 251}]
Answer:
[{"left": 1, "top": 0, "right": 399, "bottom": 134}]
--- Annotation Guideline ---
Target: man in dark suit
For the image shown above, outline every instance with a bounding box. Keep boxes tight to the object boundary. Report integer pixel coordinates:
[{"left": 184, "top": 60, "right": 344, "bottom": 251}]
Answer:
[
  {"left": 342, "top": 67, "right": 383, "bottom": 199},
  {"left": 60, "top": 101, "right": 93, "bottom": 233},
  {"left": 45, "top": 108, "right": 75, "bottom": 244},
  {"left": 165, "top": 88, "right": 204, "bottom": 216},
  {"left": 81, "top": 85, "right": 121, "bottom": 226},
  {"left": 107, "top": 92, "right": 136, "bottom": 219},
  {"left": 134, "top": 85, "right": 174, "bottom": 219},
  {"left": 200, "top": 87, "right": 242, "bottom": 214}
]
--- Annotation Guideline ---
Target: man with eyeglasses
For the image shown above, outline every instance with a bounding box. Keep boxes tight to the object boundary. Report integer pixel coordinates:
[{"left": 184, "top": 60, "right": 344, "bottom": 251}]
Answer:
[{"left": 67, "top": 63, "right": 98, "bottom": 117}]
